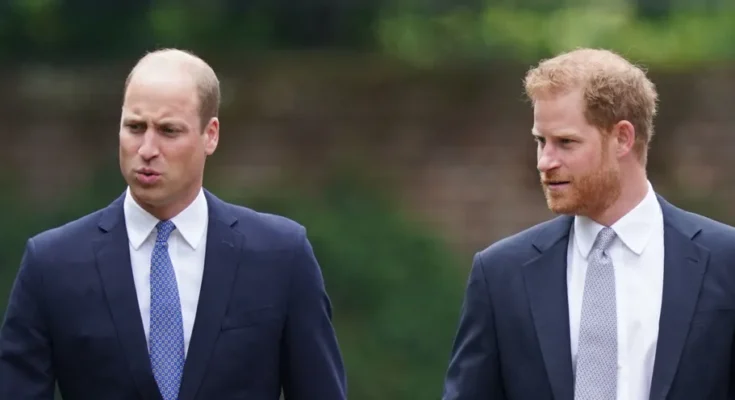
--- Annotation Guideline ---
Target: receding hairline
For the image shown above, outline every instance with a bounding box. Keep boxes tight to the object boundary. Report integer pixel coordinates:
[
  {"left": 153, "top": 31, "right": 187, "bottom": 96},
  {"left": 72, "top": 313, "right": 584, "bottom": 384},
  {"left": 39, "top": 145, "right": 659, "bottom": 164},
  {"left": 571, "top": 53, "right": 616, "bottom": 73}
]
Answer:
[
  {"left": 123, "top": 48, "right": 221, "bottom": 126},
  {"left": 125, "top": 49, "right": 214, "bottom": 86}
]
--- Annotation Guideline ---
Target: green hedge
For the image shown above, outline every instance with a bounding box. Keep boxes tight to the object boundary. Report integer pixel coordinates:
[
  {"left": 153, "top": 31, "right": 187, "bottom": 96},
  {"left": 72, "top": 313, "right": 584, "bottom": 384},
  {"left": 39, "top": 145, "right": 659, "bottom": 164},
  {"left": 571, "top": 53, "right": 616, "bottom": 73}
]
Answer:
[
  {"left": 3, "top": 1, "right": 735, "bottom": 68},
  {"left": 377, "top": 6, "right": 735, "bottom": 69},
  {"left": 232, "top": 171, "right": 466, "bottom": 399}
]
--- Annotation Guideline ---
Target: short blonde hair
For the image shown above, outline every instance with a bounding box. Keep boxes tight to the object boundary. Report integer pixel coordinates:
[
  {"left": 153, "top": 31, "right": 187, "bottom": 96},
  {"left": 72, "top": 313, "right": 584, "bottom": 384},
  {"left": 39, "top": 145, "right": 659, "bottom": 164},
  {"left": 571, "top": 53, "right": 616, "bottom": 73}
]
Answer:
[
  {"left": 524, "top": 48, "right": 658, "bottom": 164},
  {"left": 124, "top": 48, "right": 220, "bottom": 130}
]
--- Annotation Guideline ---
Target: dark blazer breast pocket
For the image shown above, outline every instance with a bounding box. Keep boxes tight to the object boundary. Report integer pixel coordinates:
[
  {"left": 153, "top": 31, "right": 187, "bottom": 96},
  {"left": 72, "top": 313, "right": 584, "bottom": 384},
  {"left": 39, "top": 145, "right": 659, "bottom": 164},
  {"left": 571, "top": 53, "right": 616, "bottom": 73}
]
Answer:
[{"left": 221, "top": 305, "right": 283, "bottom": 331}]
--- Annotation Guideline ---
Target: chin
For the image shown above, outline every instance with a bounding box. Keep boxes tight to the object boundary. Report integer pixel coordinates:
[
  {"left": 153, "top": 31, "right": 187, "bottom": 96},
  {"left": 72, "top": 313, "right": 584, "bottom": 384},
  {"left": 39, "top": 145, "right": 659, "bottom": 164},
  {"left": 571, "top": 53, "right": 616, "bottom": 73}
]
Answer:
[
  {"left": 546, "top": 200, "right": 580, "bottom": 216},
  {"left": 130, "top": 185, "right": 164, "bottom": 204}
]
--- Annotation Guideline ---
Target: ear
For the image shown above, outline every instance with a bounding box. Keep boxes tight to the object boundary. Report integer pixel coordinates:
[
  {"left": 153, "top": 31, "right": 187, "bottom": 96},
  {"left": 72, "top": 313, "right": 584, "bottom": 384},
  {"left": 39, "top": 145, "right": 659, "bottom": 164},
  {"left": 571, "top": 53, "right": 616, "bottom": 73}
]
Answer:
[
  {"left": 203, "top": 117, "right": 219, "bottom": 156},
  {"left": 612, "top": 120, "right": 635, "bottom": 158}
]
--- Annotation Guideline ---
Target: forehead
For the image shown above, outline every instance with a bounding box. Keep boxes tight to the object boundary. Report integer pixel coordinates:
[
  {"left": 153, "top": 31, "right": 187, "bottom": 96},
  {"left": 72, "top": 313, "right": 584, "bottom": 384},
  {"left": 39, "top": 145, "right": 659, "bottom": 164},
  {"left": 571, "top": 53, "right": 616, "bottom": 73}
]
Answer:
[
  {"left": 532, "top": 89, "right": 593, "bottom": 137},
  {"left": 122, "top": 68, "right": 200, "bottom": 119}
]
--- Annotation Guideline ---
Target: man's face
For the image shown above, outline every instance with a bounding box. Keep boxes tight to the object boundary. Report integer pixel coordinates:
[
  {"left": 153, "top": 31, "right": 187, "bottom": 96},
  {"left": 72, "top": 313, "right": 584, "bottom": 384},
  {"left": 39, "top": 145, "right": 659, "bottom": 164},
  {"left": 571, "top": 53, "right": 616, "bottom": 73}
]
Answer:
[
  {"left": 532, "top": 89, "right": 621, "bottom": 218},
  {"left": 119, "top": 68, "right": 218, "bottom": 217}
]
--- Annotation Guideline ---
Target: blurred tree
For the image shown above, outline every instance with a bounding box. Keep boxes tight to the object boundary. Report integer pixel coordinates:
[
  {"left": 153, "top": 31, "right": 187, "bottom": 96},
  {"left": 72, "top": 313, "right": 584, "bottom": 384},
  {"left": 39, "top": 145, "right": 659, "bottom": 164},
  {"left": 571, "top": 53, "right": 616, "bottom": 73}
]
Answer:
[
  {"left": 0, "top": 0, "right": 385, "bottom": 60},
  {"left": 225, "top": 168, "right": 467, "bottom": 399},
  {"left": 257, "top": 0, "right": 379, "bottom": 49},
  {"left": 2, "top": 0, "right": 735, "bottom": 66},
  {"left": 636, "top": 0, "right": 671, "bottom": 19}
]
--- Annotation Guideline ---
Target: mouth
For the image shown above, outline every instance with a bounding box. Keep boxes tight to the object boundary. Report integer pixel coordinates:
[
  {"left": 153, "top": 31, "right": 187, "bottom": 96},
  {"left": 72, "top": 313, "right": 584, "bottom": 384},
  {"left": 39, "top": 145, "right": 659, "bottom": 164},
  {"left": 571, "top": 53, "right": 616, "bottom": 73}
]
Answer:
[
  {"left": 134, "top": 169, "right": 162, "bottom": 185},
  {"left": 544, "top": 181, "right": 570, "bottom": 188},
  {"left": 135, "top": 169, "right": 160, "bottom": 177}
]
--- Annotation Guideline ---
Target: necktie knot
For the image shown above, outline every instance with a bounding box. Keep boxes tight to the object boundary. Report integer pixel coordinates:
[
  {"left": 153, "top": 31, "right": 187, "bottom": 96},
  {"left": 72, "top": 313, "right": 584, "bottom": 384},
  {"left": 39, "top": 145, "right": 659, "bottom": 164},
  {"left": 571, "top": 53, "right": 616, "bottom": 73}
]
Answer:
[
  {"left": 593, "top": 227, "right": 616, "bottom": 254},
  {"left": 155, "top": 220, "right": 176, "bottom": 243}
]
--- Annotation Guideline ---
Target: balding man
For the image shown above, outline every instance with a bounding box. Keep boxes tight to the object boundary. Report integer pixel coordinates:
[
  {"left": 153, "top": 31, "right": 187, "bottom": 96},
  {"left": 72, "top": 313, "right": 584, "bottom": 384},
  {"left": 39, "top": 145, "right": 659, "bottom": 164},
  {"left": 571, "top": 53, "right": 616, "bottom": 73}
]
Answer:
[{"left": 0, "top": 48, "right": 347, "bottom": 400}]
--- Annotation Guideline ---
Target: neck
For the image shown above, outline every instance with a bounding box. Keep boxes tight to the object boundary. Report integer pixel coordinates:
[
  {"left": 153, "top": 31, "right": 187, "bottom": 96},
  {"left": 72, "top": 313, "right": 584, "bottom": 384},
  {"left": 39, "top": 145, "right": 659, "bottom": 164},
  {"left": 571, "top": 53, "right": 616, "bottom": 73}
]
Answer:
[
  {"left": 590, "top": 166, "right": 649, "bottom": 227},
  {"left": 133, "top": 185, "right": 202, "bottom": 221}
]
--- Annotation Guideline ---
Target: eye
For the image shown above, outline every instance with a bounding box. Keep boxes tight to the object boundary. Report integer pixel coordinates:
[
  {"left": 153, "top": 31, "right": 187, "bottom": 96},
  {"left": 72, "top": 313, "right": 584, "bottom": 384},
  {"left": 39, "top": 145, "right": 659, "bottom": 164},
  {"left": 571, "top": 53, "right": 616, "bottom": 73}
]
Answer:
[
  {"left": 159, "top": 125, "right": 179, "bottom": 135},
  {"left": 125, "top": 122, "right": 146, "bottom": 133},
  {"left": 534, "top": 136, "right": 545, "bottom": 145}
]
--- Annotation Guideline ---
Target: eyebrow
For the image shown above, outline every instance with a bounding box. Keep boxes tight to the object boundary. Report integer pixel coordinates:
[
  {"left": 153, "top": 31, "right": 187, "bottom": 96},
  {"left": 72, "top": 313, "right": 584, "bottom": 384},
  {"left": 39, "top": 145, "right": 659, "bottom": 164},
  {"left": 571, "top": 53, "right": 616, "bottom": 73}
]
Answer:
[
  {"left": 121, "top": 117, "right": 143, "bottom": 124},
  {"left": 531, "top": 129, "right": 580, "bottom": 139},
  {"left": 121, "top": 117, "right": 186, "bottom": 127}
]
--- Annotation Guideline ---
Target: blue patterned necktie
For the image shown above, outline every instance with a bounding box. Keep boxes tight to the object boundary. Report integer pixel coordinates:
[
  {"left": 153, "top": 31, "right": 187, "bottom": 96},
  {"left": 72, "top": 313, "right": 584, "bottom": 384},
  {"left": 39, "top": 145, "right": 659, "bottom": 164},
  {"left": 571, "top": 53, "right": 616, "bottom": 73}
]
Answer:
[
  {"left": 149, "top": 220, "right": 185, "bottom": 400},
  {"left": 574, "top": 227, "right": 618, "bottom": 400}
]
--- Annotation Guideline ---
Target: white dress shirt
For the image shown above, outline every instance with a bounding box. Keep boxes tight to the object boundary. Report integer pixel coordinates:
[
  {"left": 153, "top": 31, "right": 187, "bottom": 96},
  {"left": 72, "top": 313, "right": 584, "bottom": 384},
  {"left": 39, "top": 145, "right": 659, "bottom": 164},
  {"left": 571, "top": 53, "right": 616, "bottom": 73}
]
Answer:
[
  {"left": 123, "top": 187, "right": 209, "bottom": 356},
  {"left": 567, "top": 181, "right": 664, "bottom": 400}
]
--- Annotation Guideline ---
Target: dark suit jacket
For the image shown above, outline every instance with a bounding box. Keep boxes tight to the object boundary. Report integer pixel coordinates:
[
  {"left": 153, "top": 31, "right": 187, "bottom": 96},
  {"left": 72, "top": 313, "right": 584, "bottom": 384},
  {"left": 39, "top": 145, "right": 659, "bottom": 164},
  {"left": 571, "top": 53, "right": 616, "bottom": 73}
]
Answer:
[
  {"left": 0, "top": 190, "right": 347, "bottom": 400},
  {"left": 443, "top": 195, "right": 735, "bottom": 400}
]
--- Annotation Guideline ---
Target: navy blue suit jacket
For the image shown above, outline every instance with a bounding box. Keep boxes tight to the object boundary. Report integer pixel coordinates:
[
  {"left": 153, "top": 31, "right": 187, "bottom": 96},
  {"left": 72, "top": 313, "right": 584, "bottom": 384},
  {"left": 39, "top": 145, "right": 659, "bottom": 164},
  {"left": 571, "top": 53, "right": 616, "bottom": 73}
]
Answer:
[
  {"left": 0, "top": 190, "right": 347, "bottom": 400},
  {"left": 443, "top": 195, "right": 735, "bottom": 400}
]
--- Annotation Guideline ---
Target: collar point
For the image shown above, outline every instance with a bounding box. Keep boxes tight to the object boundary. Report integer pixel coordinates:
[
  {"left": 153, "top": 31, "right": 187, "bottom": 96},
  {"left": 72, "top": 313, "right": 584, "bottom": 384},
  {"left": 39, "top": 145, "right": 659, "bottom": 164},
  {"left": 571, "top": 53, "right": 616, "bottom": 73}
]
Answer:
[{"left": 128, "top": 240, "right": 146, "bottom": 251}]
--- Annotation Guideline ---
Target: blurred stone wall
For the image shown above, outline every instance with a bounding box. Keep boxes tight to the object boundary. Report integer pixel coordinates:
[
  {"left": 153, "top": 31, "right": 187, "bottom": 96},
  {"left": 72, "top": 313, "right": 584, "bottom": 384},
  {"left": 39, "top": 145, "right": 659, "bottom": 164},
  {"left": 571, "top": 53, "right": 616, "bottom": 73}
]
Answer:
[{"left": 3, "top": 55, "right": 735, "bottom": 254}]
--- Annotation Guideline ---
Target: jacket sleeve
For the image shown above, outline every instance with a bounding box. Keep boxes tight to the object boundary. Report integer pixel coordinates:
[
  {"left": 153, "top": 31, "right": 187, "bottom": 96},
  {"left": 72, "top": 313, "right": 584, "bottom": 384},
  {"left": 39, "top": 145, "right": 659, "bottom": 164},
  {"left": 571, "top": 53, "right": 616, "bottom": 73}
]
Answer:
[
  {"left": 442, "top": 252, "right": 506, "bottom": 400},
  {"left": 0, "top": 238, "right": 56, "bottom": 399},
  {"left": 280, "top": 227, "right": 347, "bottom": 400}
]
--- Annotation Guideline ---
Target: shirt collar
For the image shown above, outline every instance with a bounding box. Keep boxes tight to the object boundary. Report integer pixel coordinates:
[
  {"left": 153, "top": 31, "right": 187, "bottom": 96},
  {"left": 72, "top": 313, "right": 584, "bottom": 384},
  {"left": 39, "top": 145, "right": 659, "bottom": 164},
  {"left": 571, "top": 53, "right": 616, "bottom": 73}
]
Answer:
[
  {"left": 123, "top": 187, "right": 208, "bottom": 250},
  {"left": 573, "top": 180, "right": 662, "bottom": 258}
]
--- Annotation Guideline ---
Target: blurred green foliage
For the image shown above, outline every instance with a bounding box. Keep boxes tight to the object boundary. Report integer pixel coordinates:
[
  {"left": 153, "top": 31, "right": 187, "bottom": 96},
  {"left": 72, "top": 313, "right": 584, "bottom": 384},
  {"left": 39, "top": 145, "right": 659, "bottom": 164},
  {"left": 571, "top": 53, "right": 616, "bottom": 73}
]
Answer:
[
  {"left": 1, "top": 0, "right": 734, "bottom": 68},
  {"left": 378, "top": 3, "right": 735, "bottom": 69},
  {"left": 0, "top": 165, "right": 127, "bottom": 320},
  {"left": 0, "top": 166, "right": 466, "bottom": 400},
  {"left": 228, "top": 170, "right": 466, "bottom": 399}
]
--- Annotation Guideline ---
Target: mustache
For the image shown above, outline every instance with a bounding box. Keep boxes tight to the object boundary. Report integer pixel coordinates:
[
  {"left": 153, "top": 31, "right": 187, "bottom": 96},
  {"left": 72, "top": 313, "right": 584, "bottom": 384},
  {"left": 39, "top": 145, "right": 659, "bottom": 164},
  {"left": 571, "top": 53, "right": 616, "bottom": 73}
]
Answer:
[{"left": 540, "top": 173, "right": 571, "bottom": 184}]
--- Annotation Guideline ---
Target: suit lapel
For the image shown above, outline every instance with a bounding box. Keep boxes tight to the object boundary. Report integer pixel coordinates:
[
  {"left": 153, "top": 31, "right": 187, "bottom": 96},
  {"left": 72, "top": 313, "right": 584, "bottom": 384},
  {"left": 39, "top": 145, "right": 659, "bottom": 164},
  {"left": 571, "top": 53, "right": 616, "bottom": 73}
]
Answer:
[
  {"left": 522, "top": 216, "right": 575, "bottom": 400},
  {"left": 178, "top": 191, "right": 243, "bottom": 400},
  {"left": 93, "top": 194, "right": 162, "bottom": 400},
  {"left": 649, "top": 196, "right": 708, "bottom": 400}
]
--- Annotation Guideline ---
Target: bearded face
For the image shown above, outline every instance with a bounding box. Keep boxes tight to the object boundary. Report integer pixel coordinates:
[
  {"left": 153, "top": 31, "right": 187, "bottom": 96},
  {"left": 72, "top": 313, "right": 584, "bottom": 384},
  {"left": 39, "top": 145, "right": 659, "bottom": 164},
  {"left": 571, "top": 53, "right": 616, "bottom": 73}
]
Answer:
[
  {"left": 540, "top": 139, "right": 621, "bottom": 217},
  {"left": 532, "top": 89, "right": 622, "bottom": 218}
]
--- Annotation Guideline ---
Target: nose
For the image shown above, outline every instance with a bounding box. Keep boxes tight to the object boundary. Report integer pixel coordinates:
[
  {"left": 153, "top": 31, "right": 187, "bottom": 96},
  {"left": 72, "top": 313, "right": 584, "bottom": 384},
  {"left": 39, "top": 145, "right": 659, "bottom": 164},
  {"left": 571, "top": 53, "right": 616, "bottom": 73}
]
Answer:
[
  {"left": 138, "top": 130, "right": 160, "bottom": 161},
  {"left": 537, "top": 146, "right": 561, "bottom": 173}
]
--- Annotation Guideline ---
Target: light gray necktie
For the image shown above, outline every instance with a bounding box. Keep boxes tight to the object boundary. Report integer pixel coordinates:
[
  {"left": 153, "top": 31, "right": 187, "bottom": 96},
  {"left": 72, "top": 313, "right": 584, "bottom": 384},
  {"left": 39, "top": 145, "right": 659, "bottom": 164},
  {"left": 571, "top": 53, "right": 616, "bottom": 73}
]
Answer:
[{"left": 574, "top": 227, "right": 618, "bottom": 400}]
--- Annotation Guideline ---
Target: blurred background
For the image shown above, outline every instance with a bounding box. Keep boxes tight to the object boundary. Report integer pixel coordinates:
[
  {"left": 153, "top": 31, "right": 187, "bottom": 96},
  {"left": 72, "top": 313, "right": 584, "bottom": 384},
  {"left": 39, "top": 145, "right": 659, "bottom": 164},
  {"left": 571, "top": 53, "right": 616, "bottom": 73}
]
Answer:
[{"left": 1, "top": 0, "right": 735, "bottom": 399}]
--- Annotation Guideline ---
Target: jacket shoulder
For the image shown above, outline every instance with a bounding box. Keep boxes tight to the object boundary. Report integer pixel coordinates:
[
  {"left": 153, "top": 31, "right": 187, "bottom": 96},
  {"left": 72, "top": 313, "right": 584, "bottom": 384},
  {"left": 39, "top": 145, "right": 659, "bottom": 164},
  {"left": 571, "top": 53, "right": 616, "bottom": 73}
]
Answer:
[
  {"left": 28, "top": 207, "right": 108, "bottom": 257},
  {"left": 219, "top": 201, "right": 307, "bottom": 251},
  {"left": 475, "top": 216, "right": 570, "bottom": 271},
  {"left": 676, "top": 208, "right": 735, "bottom": 251}
]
